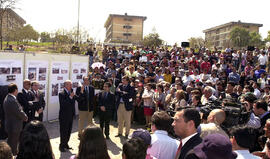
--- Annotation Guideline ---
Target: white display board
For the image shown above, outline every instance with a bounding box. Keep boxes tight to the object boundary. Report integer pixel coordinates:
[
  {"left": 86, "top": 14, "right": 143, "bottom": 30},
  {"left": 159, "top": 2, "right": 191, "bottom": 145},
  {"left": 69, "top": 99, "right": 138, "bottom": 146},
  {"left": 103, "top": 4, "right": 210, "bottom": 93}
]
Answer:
[
  {"left": 0, "top": 59, "right": 24, "bottom": 90},
  {"left": 25, "top": 53, "right": 50, "bottom": 121}
]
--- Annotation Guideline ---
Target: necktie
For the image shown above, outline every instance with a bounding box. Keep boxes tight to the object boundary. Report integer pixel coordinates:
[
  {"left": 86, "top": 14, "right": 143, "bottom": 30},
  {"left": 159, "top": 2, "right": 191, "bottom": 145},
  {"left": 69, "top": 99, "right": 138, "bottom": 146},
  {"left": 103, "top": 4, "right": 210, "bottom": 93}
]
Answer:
[{"left": 175, "top": 140, "right": 182, "bottom": 159}]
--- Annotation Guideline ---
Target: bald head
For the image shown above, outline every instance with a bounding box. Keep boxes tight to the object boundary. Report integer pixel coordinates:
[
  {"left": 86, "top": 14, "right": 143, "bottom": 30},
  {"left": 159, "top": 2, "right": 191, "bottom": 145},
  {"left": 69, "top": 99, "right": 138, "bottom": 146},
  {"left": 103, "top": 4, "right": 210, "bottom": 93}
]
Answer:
[{"left": 207, "top": 109, "right": 226, "bottom": 125}]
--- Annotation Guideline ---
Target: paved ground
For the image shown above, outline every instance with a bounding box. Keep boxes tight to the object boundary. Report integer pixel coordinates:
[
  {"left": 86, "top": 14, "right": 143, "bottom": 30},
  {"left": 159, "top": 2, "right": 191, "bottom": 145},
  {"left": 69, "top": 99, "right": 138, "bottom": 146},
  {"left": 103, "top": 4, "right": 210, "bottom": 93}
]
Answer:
[{"left": 46, "top": 116, "right": 143, "bottom": 159}]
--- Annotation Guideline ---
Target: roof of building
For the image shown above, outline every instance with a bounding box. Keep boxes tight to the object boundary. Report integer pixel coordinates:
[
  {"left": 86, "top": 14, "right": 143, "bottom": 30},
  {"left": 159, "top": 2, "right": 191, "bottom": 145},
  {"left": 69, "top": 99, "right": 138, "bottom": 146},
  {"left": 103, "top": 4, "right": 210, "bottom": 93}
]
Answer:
[
  {"left": 104, "top": 13, "right": 147, "bottom": 27},
  {"left": 203, "top": 21, "right": 263, "bottom": 33},
  {"left": 0, "top": 8, "right": 26, "bottom": 24}
]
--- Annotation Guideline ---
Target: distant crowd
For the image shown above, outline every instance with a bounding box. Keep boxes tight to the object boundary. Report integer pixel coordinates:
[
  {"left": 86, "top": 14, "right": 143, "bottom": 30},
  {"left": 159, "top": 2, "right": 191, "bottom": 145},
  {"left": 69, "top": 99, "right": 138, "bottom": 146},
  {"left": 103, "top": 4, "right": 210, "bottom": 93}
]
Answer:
[{"left": 1, "top": 45, "right": 270, "bottom": 159}]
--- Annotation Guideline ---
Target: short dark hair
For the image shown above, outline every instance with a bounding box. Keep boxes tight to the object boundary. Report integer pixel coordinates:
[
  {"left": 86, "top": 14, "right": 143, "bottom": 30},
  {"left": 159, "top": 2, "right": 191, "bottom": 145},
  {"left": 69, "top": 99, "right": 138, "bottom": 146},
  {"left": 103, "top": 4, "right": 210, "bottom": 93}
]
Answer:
[
  {"left": 104, "top": 82, "right": 111, "bottom": 88},
  {"left": 230, "top": 126, "right": 256, "bottom": 149},
  {"left": 8, "top": 83, "right": 17, "bottom": 94},
  {"left": 0, "top": 142, "right": 12, "bottom": 159},
  {"left": 182, "top": 108, "right": 201, "bottom": 129},
  {"left": 122, "top": 138, "right": 147, "bottom": 159},
  {"left": 17, "top": 121, "right": 54, "bottom": 159},
  {"left": 255, "top": 99, "right": 268, "bottom": 111},
  {"left": 151, "top": 111, "right": 171, "bottom": 131}
]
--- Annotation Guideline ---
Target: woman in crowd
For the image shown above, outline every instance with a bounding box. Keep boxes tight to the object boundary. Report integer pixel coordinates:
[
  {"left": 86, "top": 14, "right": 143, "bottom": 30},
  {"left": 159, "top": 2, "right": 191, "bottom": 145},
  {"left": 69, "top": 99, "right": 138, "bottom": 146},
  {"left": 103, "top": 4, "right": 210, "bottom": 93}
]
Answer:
[
  {"left": 153, "top": 84, "right": 166, "bottom": 111},
  {"left": 142, "top": 83, "right": 155, "bottom": 128},
  {"left": 70, "top": 125, "right": 110, "bottom": 159},
  {"left": 170, "top": 90, "right": 187, "bottom": 110},
  {"left": 16, "top": 120, "right": 54, "bottom": 159},
  {"left": 0, "top": 142, "right": 12, "bottom": 159}
]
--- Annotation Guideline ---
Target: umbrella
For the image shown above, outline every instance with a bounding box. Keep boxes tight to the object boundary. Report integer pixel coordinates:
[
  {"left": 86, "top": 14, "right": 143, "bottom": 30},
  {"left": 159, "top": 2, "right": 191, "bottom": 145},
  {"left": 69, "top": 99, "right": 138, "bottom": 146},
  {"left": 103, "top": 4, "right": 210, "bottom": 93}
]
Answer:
[{"left": 91, "top": 62, "right": 106, "bottom": 69}]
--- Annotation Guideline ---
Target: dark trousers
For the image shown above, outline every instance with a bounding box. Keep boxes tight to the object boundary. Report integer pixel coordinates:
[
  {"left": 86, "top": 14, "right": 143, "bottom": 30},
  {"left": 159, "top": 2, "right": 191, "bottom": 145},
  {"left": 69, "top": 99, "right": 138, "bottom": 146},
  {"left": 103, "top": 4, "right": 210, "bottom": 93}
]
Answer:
[
  {"left": 99, "top": 111, "right": 112, "bottom": 136},
  {"left": 59, "top": 119, "right": 73, "bottom": 148},
  {"left": 7, "top": 131, "right": 20, "bottom": 155}
]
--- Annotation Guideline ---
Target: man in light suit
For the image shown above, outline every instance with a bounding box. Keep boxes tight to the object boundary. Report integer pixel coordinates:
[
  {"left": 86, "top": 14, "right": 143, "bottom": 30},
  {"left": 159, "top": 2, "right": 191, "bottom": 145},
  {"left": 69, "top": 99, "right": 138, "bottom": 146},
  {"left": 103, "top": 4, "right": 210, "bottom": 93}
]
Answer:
[
  {"left": 75, "top": 76, "right": 95, "bottom": 138},
  {"left": 3, "top": 83, "right": 28, "bottom": 155},
  {"left": 98, "top": 82, "right": 115, "bottom": 139},
  {"left": 59, "top": 80, "right": 75, "bottom": 152},
  {"left": 30, "top": 81, "right": 46, "bottom": 121}
]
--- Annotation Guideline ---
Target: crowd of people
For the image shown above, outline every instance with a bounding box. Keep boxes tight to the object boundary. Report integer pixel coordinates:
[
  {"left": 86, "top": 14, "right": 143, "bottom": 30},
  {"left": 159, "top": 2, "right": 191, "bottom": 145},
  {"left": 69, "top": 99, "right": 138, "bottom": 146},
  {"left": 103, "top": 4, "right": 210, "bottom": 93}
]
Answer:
[{"left": 1, "top": 45, "right": 270, "bottom": 159}]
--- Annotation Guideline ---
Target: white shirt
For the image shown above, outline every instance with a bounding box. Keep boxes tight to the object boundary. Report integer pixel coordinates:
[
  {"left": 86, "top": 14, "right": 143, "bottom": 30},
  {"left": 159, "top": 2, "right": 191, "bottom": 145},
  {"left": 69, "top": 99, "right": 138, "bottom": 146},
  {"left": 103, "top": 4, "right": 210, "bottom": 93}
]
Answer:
[
  {"left": 234, "top": 150, "right": 260, "bottom": 159},
  {"left": 182, "top": 133, "right": 197, "bottom": 147},
  {"left": 258, "top": 54, "right": 268, "bottom": 65},
  {"left": 254, "top": 88, "right": 261, "bottom": 98},
  {"left": 142, "top": 89, "right": 154, "bottom": 106},
  {"left": 147, "top": 130, "right": 179, "bottom": 159}
]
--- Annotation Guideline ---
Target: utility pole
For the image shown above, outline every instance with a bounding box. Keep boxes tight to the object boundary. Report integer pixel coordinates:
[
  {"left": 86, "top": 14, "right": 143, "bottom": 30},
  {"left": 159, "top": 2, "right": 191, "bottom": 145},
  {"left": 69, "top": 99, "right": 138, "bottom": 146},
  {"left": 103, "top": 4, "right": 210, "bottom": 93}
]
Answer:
[{"left": 76, "top": 0, "right": 80, "bottom": 46}]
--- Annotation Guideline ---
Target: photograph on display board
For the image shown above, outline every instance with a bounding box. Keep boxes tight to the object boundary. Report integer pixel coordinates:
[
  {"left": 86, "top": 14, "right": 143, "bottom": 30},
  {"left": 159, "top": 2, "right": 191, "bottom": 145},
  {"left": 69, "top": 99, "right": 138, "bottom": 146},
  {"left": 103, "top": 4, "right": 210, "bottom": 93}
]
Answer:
[
  {"left": 60, "top": 83, "right": 64, "bottom": 90},
  {"left": 52, "top": 68, "right": 60, "bottom": 74},
  {"left": 81, "top": 68, "right": 86, "bottom": 74},
  {"left": 28, "top": 68, "right": 37, "bottom": 80},
  {"left": 0, "top": 68, "right": 11, "bottom": 74},
  {"left": 76, "top": 75, "right": 82, "bottom": 80},
  {"left": 6, "top": 75, "right": 16, "bottom": 81},
  {"left": 51, "top": 84, "right": 59, "bottom": 96},
  {"left": 61, "top": 69, "right": 68, "bottom": 74},
  {"left": 57, "top": 76, "right": 63, "bottom": 80},
  {"left": 72, "top": 82, "right": 78, "bottom": 88},
  {"left": 73, "top": 69, "right": 79, "bottom": 74},
  {"left": 39, "top": 84, "right": 46, "bottom": 90},
  {"left": 39, "top": 74, "right": 46, "bottom": 81},
  {"left": 12, "top": 67, "right": 21, "bottom": 74},
  {"left": 39, "top": 68, "right": 46, "bottom": 74}
]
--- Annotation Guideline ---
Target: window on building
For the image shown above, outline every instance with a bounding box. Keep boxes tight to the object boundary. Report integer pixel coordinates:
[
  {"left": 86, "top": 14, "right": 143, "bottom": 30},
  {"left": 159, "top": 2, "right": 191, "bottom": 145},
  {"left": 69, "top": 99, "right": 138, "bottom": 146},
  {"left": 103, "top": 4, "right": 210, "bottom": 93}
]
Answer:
[
  {"left": 123, "top": 25, "right": 132, "bottom": 29},
  {"left": 123, "top": 33, "right": 132, "bottom": 36}
]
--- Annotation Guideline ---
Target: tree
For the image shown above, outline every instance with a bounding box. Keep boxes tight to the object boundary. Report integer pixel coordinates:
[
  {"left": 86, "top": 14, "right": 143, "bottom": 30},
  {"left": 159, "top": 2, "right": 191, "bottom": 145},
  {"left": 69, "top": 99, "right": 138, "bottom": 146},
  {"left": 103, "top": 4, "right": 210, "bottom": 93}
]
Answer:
[
  {"left": 230, "top": 27, "right": 250, "bottom": 48},
  {"left": 188, "top": 37, "right": 205, "bottom": 48},
  {"left": 249, "top": 32, "right": 262, "bottom": 47},
  {"left": 18, "top": 24, "right": 39, "bottom": 42},
  {"left": 142, "top": 32, "right": 163, "bottom": 47},
  {"left": 0, "top": 0, "right": 17, "bottom": 49},
  {"left": 265, "top": 31, "right": 270, "bottom": 42},
  {"left": 40, "top": 32, "right": 51, "bottom": 42}
]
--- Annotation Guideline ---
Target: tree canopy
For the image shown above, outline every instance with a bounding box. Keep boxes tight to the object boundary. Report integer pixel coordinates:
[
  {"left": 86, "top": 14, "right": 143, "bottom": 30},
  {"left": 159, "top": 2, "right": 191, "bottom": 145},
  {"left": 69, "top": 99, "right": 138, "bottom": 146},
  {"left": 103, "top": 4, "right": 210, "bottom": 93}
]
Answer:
[{"left": 142, "top": 32, "right": 163, "bottom": 47}]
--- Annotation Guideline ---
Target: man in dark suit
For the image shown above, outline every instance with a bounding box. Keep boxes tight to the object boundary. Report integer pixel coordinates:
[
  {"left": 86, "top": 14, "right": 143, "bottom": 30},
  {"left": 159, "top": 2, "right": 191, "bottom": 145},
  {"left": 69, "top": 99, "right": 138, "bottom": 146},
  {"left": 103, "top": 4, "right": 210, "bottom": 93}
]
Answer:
[
  {"left": 3, "top": 83, "right": 28, "bottom": 155},
  {"left": 17, "top": 79, "right": 35, "bottom": 123},
  {"left": 75, "top": 76, "right": 95, "bottom": 138},
  {"left": 172, "top": 108, "right": 202, "bottom": 159},
  {"left": 98, "top": 82, "right": 115, "bottom": 139},
  {"left": 0, "top": 85, "right": 8, "bottom": 139},
  {"left": 59, "top": 80, "right": 75, "bottom": 152},
  {"left": 115, "top": 75, "right": 135, "bottom": 138},
  {"left": 30, "top": 81, "right": 46, "bottom": 121}
]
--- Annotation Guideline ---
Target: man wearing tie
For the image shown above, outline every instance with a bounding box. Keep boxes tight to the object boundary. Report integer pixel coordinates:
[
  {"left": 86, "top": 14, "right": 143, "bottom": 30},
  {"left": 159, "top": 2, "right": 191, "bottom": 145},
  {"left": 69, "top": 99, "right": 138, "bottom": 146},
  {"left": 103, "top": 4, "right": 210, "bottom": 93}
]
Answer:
[
  {"left": 172, "top": 108, "right": 202, "bottom": 159},
  {"left": 75, "top": 76, "right": 95, "bottom": 138},
  {"left": 115, "top": 75, "right": 135, "bottom": 138},
  {"left": 98, "top": 82, "right": 115, "bottom": 139},
  {"left": 59, "top": 80, "right": 75, "bottom": 152},
  {"left": 30, "top": 81, "right": 46, "bottom": 121},
  {"left": 3, "top": 83, "right": 28, "bottom": 155},
  {"left": 17, "top": 79, "right": 35, "bottom": 123}
]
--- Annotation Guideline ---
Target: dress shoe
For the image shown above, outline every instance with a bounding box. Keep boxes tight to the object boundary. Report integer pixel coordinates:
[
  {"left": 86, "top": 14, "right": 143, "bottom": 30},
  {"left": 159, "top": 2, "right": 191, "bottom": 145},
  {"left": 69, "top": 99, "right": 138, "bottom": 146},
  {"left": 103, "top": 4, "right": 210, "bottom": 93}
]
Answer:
[
  {"left": 59, "top": 147, "right": 66, "bottom": 152},
  {"left": 124, "top": 134, "right": 129, "bottom": 139},
  {"left": 65, "top": 145, "right": 73, "bottom": 150},
  {"left": 115, "top": 134, "right": 122, "bottom": 137}
]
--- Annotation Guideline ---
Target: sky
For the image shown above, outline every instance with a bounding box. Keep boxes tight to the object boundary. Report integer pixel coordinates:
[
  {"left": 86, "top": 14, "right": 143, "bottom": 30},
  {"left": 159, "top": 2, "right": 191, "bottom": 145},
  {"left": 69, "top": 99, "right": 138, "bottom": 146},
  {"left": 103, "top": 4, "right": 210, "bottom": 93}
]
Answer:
[{"left": 15, "top": 0, "right": 270, "bottom": 45}]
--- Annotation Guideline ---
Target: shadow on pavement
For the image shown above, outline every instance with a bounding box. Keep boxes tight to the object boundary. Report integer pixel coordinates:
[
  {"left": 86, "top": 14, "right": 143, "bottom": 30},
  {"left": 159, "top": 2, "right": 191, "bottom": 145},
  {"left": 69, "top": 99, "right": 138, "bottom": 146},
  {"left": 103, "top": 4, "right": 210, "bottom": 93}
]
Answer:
[{"left": 106, "top": 139, "right": 122, "bottom": 155}]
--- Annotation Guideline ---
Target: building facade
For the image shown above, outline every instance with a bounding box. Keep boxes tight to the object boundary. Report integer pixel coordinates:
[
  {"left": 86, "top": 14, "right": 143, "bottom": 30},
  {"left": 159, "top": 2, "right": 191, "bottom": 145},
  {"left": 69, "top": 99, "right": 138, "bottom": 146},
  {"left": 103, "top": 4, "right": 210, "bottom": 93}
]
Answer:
[
  {"left": 203, "top": 21, "right": 263, "bottom": 49},
  {"left": 104, "top": 13, "right": 146, "bottom": 45},
  {"left": 0, "top": 8, "right": 26, "bottom": 40}
]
